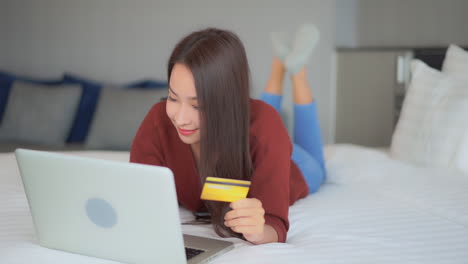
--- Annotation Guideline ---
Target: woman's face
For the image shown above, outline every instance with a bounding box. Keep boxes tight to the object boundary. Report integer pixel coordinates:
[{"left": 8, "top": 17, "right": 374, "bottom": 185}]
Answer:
[{"left": 166, "top": 63, "right": 201, "bottom": 146}]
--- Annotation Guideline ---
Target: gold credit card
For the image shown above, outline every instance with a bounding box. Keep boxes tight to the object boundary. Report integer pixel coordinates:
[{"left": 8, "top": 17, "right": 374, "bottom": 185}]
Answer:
[{"left": 200, "top": 177, "right": 251, "bottom": 202}]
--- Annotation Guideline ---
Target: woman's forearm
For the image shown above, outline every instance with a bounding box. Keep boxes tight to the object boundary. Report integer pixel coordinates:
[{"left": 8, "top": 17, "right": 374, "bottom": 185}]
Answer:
[{"left": 248, "top": 224, "right": 278, "bottom": 245}]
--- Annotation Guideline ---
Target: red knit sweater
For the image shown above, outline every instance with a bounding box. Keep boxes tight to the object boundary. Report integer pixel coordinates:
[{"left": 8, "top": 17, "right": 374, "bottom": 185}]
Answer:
[{"left": 129, "top": 99, "right": 309, "bottom": 242}]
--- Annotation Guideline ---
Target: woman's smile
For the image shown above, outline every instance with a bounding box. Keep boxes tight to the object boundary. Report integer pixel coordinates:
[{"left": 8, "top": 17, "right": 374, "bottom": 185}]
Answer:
[{"left": 178, "top": 127, "right": 198, "bottom": 136}]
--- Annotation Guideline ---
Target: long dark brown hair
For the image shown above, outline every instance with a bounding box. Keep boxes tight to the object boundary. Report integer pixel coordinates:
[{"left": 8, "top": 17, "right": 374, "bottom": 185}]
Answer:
[{"left": 167, "top": 28, "right": 253, "bottom": 238}]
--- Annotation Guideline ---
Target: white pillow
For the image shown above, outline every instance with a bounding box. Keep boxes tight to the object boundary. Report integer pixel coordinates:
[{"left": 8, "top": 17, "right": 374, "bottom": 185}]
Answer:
[
  {"left": 442, "top": 45, "right": 468, "bottom": 174},
  {"left": 442, "top": 44, "right": 468, "bottom": 81},
  {"left": 390, "top": 59, "right": 468, "bottom": 169}
]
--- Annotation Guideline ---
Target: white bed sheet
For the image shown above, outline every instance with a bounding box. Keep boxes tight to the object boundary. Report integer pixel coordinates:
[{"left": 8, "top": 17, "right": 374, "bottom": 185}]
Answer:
[{"left": 1, "top": 145, "right": 468, "bottom": 264}]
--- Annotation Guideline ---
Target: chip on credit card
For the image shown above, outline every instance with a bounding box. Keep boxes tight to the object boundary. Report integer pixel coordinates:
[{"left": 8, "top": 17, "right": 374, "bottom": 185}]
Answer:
[{"left": 200, "top": 177, "right": 251, "bottom": 202}]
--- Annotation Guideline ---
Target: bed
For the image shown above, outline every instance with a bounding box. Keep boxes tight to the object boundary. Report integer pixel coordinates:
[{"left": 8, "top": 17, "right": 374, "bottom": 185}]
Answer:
[
  {"left": 1, "top": 144, "right": 468, "bottom": 264},
  {"left": 2, "top": 45, "right": 468, "bottom": 263}
]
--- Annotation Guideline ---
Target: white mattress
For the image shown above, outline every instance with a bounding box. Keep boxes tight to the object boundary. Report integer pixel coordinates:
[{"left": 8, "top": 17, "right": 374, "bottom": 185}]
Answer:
[{"left": 1, "top": 145, "right": 468, "bottom": 263}]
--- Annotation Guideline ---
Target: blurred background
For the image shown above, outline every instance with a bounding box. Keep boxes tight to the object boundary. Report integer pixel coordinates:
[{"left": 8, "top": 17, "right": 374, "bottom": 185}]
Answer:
[{"left": 0, "top": 0, "right": 467, "bottom": 150}]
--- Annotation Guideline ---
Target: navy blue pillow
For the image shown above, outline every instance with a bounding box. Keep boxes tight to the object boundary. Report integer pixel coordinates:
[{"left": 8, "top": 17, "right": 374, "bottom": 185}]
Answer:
[
  {"left": 125, "top": 79, "right": 168, "bottom": 89},
  {"left": 0, "top": 70, "right": 63, "bottom": 125},
  {"left": 1, "top": 71, "right": 167, "bottom": 144},
  {"left": 0, "top": 72, "right": 14, "bottom": 124},
  {"left": 62, "top": 73, "right": 102, "bottom": 143}
]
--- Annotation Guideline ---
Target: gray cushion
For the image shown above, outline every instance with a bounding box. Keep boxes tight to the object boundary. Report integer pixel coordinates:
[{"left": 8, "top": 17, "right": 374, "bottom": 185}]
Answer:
[
  {"left": 0, "top": 81, "right": 82, "bottom": 146},
  {"left": 85, "top": 86, "right": 168, "bottom": 150}
]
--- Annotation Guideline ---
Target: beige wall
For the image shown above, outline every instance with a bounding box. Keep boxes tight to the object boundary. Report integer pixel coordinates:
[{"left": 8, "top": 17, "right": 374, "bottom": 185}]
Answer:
[
  {"left": 337, "top": 0, "right": 468, "bottom": 47},
  {"left": 0, "top": 0, "right": 337, "bottom": 143},
  {"left": 0, "top": 4, "right": 5, "bottom": 62}
]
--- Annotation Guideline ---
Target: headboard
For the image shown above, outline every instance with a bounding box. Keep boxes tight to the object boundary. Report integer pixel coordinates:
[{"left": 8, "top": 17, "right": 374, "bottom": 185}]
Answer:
[
  {"left": 334, "top": 45, "right": 467, "bottom": 147},
  {"left": 413, "top": 46, "right": 468, "bottom": 71}
]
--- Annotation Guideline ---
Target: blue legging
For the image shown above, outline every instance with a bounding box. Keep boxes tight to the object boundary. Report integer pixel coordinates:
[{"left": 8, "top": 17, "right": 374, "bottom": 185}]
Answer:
[{"left": 260, "top": 92, "right": 326, "bottom": 194}]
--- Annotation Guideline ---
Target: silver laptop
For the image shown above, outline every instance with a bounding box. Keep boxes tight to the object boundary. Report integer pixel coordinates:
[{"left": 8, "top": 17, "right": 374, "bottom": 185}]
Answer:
[{"left": 15, "top": 148, "right": 233, "bottom": 264}]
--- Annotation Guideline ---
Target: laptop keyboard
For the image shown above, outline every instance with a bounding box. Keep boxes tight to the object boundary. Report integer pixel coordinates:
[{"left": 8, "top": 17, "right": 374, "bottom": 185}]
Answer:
[{"left": 185, "top": 247, "right": 205, "bottom": 260}]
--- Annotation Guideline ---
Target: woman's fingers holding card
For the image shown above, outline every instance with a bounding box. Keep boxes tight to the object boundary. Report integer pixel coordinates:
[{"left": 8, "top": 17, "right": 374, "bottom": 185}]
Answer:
[
  {"left": 224, "top": 216, "right": 264, "bottom": 227},
  {"left": 224, "top": 198, "right": 266, "bottom": 240},
  {"left": 230, "top": 197, "right": 262, "bottom": 210},
  {"left": 224, "top": 207, "right": 265, "bottom": 221}
]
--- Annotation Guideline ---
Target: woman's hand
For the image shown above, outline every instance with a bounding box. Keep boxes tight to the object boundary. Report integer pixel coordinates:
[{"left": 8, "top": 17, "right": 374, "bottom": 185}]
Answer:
[{"left": 224, "top": 198, "right": 269, "bottom": 243}]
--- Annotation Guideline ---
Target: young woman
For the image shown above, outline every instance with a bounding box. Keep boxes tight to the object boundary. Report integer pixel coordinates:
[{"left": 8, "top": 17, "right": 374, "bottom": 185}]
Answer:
[{"left": 130, "top": 25, "right": 326, "bottom": 245}]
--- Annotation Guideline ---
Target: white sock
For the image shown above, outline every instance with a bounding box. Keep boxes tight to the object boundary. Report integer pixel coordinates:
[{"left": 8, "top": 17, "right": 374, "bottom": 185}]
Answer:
[
  {"left": 285, "top": 24, "right": 320, "bottom": 74},
  {"left": 271, "top": 31, "right": 291, "bottom": 62}
]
